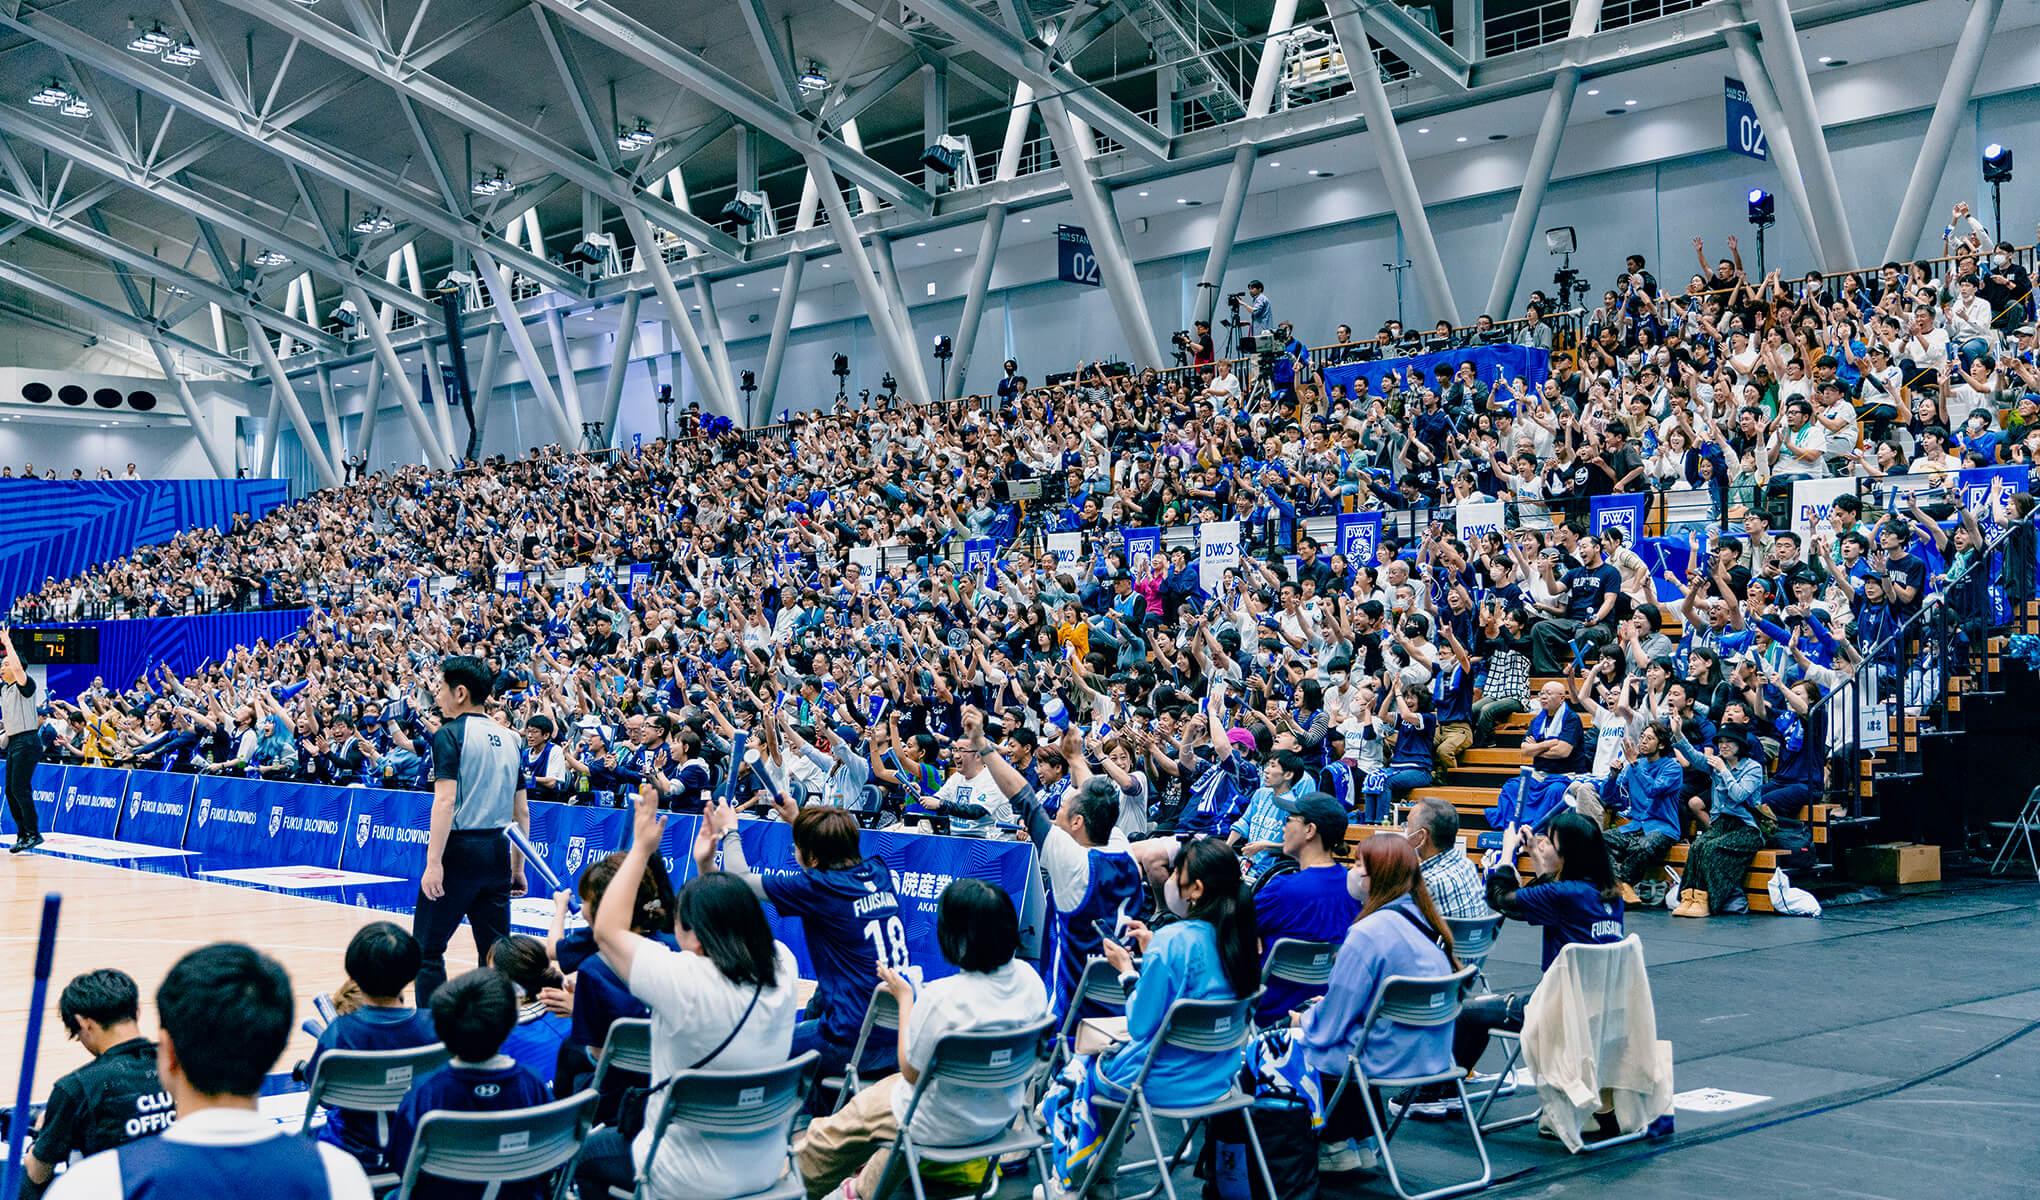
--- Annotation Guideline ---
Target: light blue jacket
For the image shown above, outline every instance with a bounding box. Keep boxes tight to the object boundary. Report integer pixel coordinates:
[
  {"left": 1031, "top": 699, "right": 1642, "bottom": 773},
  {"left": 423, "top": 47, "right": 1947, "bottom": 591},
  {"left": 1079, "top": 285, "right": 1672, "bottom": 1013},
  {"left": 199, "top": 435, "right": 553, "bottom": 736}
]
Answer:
[
  {"left": 1098, "top": 920, "right": 1245, "bottom": 1106},
  {"left": 1300, "top": 897, "right": 1455, "bottom": 1082}
]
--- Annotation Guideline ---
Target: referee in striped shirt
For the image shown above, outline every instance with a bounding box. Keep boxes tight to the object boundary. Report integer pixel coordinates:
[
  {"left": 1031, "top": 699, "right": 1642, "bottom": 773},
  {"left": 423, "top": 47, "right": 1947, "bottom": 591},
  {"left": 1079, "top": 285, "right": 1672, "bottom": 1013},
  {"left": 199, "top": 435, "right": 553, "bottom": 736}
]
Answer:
[{"left": 414, "top": 656, "right": 528, "bottom": 1005}]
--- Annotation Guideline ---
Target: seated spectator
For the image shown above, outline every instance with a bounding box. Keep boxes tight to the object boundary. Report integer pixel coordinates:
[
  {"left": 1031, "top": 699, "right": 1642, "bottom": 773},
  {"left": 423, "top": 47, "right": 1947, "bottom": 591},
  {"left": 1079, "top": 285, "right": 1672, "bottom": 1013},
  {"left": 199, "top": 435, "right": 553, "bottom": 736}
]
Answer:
[
  {"left": 1297, "top": 833, "right": 1459, "bottom": 1172},
  {"left": 545, "top": 851, "right": 675, "bottom": 1114},
  {"left": 577, "top": 788, "right": 800, "bottom": 1200},
  {"left": 1605, "top": 721, "right": 1686, "bottom": 905},
  {"left": 386, "top": 969, "right": 553, "bottom": 1200},
  {"left": 308, "top": 922, "right": 437, "bottom": 1173},
  {"left": 1039, "top": 839, "right": 1259, "bottom": 1196},
  {"left": 795, "top": 878, "right": 1049, "bottom": 1198},
  {"left": 48, "top": 943, "right": 373, "bottom": 1198},
  {"left": 1669, "top": 726, "right": 1767, "bottom": 916},
  {"left": 19, "top": 969, "right": 173, "bottom": 1199},
  {"left": 487, "top": 935, "right": 573, "bottom": 1090},
  {"left": 1245, "top": 791, "right": 1359, "bottom": 1025},
  {"left": 1402, "top": 796, "right": 1494, "bottom": 920}
]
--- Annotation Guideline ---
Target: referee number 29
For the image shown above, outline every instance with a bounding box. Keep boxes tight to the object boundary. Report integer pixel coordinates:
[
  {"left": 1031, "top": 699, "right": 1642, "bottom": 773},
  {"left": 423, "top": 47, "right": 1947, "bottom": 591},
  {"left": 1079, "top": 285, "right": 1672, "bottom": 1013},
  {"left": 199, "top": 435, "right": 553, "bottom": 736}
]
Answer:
[{"left": 863, "top": 916, "right": 910, "bottom": 968}]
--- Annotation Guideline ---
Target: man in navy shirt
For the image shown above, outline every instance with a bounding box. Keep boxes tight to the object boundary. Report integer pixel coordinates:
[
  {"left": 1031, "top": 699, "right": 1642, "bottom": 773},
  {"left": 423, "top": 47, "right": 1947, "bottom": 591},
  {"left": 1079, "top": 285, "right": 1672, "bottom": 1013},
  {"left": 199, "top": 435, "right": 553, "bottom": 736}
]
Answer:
[
  {"left": 20, "top": 969, "right": 171, "bottom": 1199},
  {"left": 309, "top": 923, "right": 438, "bottom": 1173},
  {"left": 1247, "top": 792, "right": 1359, "bottom": 1025},
  {"left": 699, "top": 798, "right": 904, "bottom": 1109},
  {"left": 388, "top": 970, "right": 552, "bottom": 1200},
  {"left": 1528, "top": 534, "right": 1623, "bottom": 673},
  {"left": 48, "top": 944, "right": 372, "bottom": 1198}
]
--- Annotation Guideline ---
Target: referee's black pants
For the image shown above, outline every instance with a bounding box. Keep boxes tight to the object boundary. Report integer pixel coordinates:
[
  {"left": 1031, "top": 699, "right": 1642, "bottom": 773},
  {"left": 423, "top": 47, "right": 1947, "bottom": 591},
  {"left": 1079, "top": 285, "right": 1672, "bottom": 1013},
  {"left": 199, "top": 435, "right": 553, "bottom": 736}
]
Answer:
[
  {"left": 6, "top": 733, "right": 40, "bottom": 838},
  {"left": 413, "top": 830, "right": 511, "bottom": 1006}
]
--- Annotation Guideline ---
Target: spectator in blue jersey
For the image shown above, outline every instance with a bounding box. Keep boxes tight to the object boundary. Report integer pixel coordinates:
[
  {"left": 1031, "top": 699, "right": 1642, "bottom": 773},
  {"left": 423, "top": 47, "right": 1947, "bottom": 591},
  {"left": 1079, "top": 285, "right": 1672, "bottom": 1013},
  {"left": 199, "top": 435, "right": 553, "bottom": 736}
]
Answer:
[
  {"left": 47, "top": 943, "right": 373, "bottom": 1199},
  {"left": 698, "top": 796, "right": 906, "bottom": 1111},
  {"left": 1604, "top": 721, "right": 1686, "bottom": 906},
  {"left": 386, "top": 969, "right": 552, "bottom": 1200},
  {"left": 1404, "top": 814, "right": 1623, "bottom": 1123},
  {"left": 1248, "top": 791, "right": 1359, "bottom": 1025},
  {"left": 1041, "top": 839, "right": 1260, "bottom": 1194},
  {"left": 545, "top": 851, "right": 674, "bottom": 1116},
  {"left": 307, "top": 923, "right": 437, "bottom": 1173},
  {"left": 796, "top": 877, "right": 1049, "bottom": 1198},
  {"left": 1298, "top": 833, "right": 1458, "bottom": 1170},
  {"left": 486, "top": 935, "right": 572, "bottom": 1090},
  {"left": 1375, "top": 682, "right": 1438, "bottom": 821},
  {"left": 1528, "top": 533, "right": 1624, "bottom": 674},
  {"left": 579, "top": 788, "right": 800, "bottom": 1200},
  {"left": 965, "top": 707, "right": 1147, "bottom": 1019}
]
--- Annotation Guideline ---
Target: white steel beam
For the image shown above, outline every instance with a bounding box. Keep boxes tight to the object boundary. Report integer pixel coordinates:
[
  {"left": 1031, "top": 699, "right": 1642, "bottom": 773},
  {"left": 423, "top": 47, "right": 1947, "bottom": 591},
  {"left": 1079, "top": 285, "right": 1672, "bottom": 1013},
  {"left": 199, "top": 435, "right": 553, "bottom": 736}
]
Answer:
[
  {"left": 243, "top": 314, "right": 342, "bottom": 489},
  {"left": 1746, "top": 0, "right": 1859, "bottom": 270},
  {"left": 803, "top": 149, "right": 933, "bottom": 408},
  {"left": 1484, "top": 0, "right": 1603, "bottom": 319},
  {"left": 1884, "top": 0, "right": 2001, "bottom": 262},
  {"left": 619, "top": 207, "right": 736, "bottom": 419},
  {"left": 344, "top": 283, "right": 455, "bottom": 470},
  {"left": 1039, "top": 98, "right": 1165, "bottom": 369}
]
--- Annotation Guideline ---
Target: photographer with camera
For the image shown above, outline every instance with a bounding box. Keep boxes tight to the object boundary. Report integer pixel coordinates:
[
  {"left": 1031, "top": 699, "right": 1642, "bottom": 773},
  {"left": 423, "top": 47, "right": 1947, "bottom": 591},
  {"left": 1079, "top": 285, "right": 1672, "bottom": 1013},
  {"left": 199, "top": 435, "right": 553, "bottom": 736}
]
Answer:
[
  {"left": 1171, "top": 321, "right": 1215, "bottom": 367},
  {"left": 1227, "top": 280, "right": 1273, "bottom": 353}
]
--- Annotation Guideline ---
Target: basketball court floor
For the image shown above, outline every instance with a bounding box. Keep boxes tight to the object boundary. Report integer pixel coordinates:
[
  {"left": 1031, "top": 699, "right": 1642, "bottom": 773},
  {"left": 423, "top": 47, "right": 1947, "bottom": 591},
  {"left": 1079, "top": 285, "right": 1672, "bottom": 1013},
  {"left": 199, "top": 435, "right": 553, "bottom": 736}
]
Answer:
[{"left": 5, "top": 839, "right": 2037, "bottom": 1198}]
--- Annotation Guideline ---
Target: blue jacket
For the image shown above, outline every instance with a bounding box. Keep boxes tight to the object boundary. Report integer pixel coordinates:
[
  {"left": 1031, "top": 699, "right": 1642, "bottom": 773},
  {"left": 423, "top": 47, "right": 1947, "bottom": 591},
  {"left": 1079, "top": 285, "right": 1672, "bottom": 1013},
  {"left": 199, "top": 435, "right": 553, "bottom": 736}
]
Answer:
[
  {"left": 1300, "top": 897, "right": 1455, "bottom": 1081},
  {"left": 1098, "top": 920, "right": 1246, "bottom": 1106},
  {"left": 1616, "top": 755, "right": 1685, "bottom": 840}
]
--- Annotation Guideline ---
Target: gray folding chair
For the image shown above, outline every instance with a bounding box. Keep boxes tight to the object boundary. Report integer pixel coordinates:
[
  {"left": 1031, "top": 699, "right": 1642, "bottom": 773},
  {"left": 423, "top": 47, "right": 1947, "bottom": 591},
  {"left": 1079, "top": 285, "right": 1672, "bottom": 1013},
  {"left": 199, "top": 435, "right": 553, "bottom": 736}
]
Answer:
[
  {"left": 862, "top": 1017, "right": 1057, "bottom": 1200},
  {"left": 1259, "top": 937, "right": 1340, "bottom": 1025},
  {"left": 300, "top": 1042, "right": 451, "bottom": 1188},
  {"left": 1325, "top": 966, "right": 1489, "bottom": 1200},
  {"left": 1052, "top": 957, "right": 1128, "bottom": 1070},
  {"left": 1988, "top": 785, "right": 2040, "bottom": 883},
  {"left": 612, "top": 1051, "right": 819, "bottom": 1200},
  {"left": 823, "top": 982, "right": 902, "bottom": 1113},
  {"left": 1445, "top": 912, "right": 1506, "bottom": 996},
  {"left": 1068, "top": 991, "right": 1274, "bottom": 1200},
  {"left": 586, "top": 1016, "right": 652, "bottom": 1099},
  {"left": 1474, "top": 936, "right": 1666, "bottom": 1152},
  {"left": 390, "top": 1088, "right": 598, "bottom": 1200}
]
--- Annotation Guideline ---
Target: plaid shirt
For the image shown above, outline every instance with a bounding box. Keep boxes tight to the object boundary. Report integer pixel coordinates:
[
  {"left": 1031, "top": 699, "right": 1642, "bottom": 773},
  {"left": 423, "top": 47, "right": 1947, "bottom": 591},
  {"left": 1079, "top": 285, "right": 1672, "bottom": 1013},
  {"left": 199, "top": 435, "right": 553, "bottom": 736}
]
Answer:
[
  {"left": 1421, "top": 844, "right": 1494, "bottom": 920},
  {"left": 1483, "top": 646, "right": 1531, "bottom": 704}
]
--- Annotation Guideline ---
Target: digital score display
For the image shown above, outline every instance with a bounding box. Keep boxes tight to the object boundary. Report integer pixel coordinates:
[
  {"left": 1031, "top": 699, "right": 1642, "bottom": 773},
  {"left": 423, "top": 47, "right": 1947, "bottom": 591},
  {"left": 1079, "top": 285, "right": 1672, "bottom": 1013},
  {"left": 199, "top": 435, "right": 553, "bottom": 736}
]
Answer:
[{"left": 8, "top": 628, "right": 99, "bottom": 664}]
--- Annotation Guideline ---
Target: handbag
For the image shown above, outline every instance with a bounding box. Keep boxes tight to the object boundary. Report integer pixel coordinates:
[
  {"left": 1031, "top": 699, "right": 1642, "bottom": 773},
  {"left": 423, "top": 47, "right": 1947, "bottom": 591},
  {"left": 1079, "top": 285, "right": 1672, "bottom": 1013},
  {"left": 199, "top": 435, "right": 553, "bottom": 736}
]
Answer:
[{"left": 616, "top": 981, "right": 764, "bottom": 1143}]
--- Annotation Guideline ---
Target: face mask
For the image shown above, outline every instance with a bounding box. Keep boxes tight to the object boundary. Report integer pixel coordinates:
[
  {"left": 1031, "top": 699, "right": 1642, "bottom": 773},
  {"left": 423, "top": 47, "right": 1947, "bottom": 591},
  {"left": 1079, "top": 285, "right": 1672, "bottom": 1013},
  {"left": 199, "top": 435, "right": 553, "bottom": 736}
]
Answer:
[
  {"left": 1345, "top": 866, "right": 1369, "bottom": 903},
  {"left": 1164, "top": 876, "right": 1191, "bottom": 919},
  {"left": 1994, "top": 254, "right": 2010, "bottom": 268}
]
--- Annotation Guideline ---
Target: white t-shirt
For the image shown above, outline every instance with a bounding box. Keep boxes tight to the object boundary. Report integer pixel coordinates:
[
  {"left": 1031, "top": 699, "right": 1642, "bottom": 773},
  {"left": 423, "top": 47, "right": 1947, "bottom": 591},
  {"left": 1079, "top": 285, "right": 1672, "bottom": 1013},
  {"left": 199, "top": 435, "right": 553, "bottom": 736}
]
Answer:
[
  {"left": 627, "top": 940, "right": 802, "bottom": 1200},
  {"left": 47, "top": 1108, "right": 372, "bottom": 1199},
  {"left": 889, "top": 959, "right": 1051, "bottom": 1145},
  {"left": 932, "top": 766, "right": 1014, "bottom": 836}
]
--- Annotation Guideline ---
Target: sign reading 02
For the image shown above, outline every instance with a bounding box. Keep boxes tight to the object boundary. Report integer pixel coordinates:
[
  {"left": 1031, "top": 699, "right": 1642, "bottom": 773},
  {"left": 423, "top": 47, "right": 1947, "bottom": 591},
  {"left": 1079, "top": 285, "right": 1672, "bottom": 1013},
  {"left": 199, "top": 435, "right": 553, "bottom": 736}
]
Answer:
[{"left": 9, "top": 628, "right": 99, "bottom": 664}]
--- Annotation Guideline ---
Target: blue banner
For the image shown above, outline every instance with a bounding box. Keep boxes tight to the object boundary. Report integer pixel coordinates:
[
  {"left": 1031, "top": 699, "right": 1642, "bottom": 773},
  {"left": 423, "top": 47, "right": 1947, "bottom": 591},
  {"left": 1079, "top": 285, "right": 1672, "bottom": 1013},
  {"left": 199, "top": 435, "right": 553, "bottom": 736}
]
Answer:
[
  {"left": 1959, "top": 465, "right": 2024, "bottom": 512},
  {"left": 1121, "top": 527, "right": 1162, "bottom": 574},
  {"left": 2, "top": 763, "right": 62, "bottom": 838},
  {"left": 53, "top": 764, "right": 129, "bottom": 840},
  {"left": 1322, "top": 345, "right": 1549, "bottom": 405},
  {"left": 338, "top": 787, "right": 437, "bottom": 879},
  {"left": 628, "top": 562, "right": 655, "bottom": 599},
  {"left": 197, "top": 776, "right": 352, "bottom": 867},
  {"left": 1335, "top": 511, "right": 1383, "bottom": 563},
  {"left": 119, "top": 769, "right": 197, "bottom": 848},
  {"left": 525, "top": 800, "right": 629, "bottom": 894},
  {"left": 1591, "top": 493, "right": 1652, "bottom": 543},
  {"left": 503, "top": 570, "right": 525, "bottom": 596},
  {"left": 963, "top": 538, "right": 996, "bottom": 575}
]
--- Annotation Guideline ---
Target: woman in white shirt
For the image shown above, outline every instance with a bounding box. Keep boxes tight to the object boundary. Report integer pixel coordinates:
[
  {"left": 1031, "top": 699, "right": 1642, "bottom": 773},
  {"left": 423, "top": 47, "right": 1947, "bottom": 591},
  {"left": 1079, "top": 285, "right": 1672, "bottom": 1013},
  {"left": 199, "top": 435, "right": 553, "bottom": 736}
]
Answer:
[
  {"left": 797, "top": 878, "right": 1049, "bottom": 1198},
  {"left": 579, "top": 788, "right": 802, "bottom": 1200}
]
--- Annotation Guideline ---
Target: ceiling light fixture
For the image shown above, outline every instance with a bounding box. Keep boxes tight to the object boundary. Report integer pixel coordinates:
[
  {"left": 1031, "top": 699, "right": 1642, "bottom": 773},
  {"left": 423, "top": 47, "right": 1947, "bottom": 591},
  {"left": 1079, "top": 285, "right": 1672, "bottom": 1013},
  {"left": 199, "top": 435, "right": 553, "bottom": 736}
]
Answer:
[
  {"left": 471, "top": 168, "right": 508, "bottom": 196},
  {"left": 1585, "top": 88, "right": 1599, "bottom": 96},
  {"left": 1137, "top": 190, "right": 1149, "bottom": 196},
  {"left": 28, "top": 82, "right": 69, "bottom": 108},
  {"left": 616, "top": 119, "right": 654, "bottom": 152},
  {"left": 128, "top": 25, "right": 173, "bottom": 53},
  {"left": 798, "top": 59, "right": 829, "bottom": 93},
  {"left": 161, "top": 39, "right": 201, "bottom": 66},
  {"left": 1455, "top": 136, "right": 1468, "bottom": 143},
  {"left": 254, "top": 249, "right": 292, "bottom": 267},
  {"left": 1020, "top": 216, "right": 1030, "bottom": 222},
  {"left": 1817, "top": 55, "right": 1832, "bottom": 64},
  {"left": 1624, "top": 99, "right": 1637, "bottom": 106},
  {"left": 1307, "top": 168, "right": 1320, "bottom": 175},
  {"left": 58, "top": 96, "right": 91, "bottom": 119},
  {"left": 1268, "top": 160, "right": 1281, "bottom": 166},
  {"left": 352, "top": 210, "right": 393, "bottom": 234},
  {"left": 1416, "top": 127, "right": 1429, "bottom": 133}
]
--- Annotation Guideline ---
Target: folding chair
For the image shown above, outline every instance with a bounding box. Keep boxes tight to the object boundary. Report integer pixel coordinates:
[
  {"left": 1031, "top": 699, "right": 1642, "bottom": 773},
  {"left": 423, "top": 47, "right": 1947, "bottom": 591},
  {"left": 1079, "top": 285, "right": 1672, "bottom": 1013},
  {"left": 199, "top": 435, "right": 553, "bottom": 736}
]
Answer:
[
  {"left": 1324, "top": 966, "right": 1489, "bottom": 1200},
  {"left": 823, "top": 982, "right": 902, "bottom": 1113},
  {"left": 612, "top": 1051, "right": 819, "bottom": 1200},
  {"left": 389, "top": 1087, "right": 598, "bottom": 1200},
  {"left": 1052, "top": 957, "right": 1128, "bottom": 1070},
  {"left": 1989, "top": 785, "right": 2040, "bottom": 883},
  {"left": 299, "top": 1042, "right": 451, "bottom": 1188},
  {"left": 862, "top": 1017, "right": 1057, "bottom": 1200},
  {"left": 586, "top": 1016, "right": 653, "bottom": 1099},
  {"left": 1259, "top": 937, "right": 1339, "bottom": 1025},
  {"left": 1067, "top": 991, "right": 1274, "bottom": 1200},
  {"left": 1444, "top": 913, "right": 1505, "bottom": 991},
  {"left": 1474, "top": 936, "right": 1665, "bottom": 1152}
]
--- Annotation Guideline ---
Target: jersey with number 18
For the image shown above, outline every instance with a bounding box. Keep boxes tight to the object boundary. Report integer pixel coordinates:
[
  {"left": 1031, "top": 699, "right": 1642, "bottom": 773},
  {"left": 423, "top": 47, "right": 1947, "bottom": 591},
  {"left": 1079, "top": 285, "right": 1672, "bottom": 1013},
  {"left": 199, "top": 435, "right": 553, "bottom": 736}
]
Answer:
[{"left": 758, "top": 856, "right": 906, "bottom": 1047}]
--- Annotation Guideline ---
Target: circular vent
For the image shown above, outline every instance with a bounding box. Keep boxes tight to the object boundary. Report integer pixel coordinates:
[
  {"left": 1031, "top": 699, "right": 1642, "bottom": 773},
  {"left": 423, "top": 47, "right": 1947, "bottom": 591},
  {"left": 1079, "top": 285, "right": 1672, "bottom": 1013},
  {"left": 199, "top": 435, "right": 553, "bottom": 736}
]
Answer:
[
  {"left": 21, "top": 382, "right": 51, "bottom": 403},
  {"left": 127, "top": 390, "right": 158, "bottom": 412},
  {"left": 58, "top": 385, "right": 87, "bottom": 406},
  {"left": 92, "top": 387, "right": 123, "bottom": 408}
]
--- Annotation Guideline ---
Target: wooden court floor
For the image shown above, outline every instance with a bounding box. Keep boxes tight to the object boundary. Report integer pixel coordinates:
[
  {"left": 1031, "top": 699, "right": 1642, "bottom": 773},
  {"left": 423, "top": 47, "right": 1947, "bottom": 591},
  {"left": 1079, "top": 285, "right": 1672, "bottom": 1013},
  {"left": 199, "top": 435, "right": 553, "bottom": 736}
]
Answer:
[{"left": 2, "top": 855, "right": 474, "bottom": 1100}]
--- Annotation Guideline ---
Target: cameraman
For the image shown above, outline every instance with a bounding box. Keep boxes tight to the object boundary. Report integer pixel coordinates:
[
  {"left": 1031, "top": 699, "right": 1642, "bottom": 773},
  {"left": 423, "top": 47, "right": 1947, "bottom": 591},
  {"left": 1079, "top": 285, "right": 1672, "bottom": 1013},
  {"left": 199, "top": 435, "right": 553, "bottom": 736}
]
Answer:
[
  {"left": 1232, "top": 279, "right": 1273, "bottom": 351},
  {"left": 1172, "top": 321, "right": 1215, "bottom": 366}
]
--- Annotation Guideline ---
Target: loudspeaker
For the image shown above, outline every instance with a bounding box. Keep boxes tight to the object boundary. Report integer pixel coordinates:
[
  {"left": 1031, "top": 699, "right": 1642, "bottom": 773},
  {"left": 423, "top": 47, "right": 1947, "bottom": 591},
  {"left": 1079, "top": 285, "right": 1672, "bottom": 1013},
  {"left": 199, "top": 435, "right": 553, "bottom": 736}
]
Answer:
[
  {"left": 57, "top": 385, "right": 86, "bottom": 405},
  {"left": 126, "top": 390, "right": 157, "bottom": 411}
]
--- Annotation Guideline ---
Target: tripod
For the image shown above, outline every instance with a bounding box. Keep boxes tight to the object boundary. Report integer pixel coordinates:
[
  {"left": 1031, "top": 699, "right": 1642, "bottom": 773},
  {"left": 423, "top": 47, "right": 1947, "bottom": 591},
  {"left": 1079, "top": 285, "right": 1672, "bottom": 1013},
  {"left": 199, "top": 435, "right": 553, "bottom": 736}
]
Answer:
[
  {"left": 578, "top": 421, "right": 606, "bottom": 453},
  {"left": 1383, "top": 260, "right": 1412, "bottom": 328}
]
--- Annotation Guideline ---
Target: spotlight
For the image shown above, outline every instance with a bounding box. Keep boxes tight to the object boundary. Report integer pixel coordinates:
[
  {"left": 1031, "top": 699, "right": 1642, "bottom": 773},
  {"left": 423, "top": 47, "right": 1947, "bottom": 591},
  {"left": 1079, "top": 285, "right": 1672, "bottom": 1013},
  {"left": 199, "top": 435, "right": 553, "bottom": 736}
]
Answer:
[
  {"left": 28, "top": 83, "right": 69, "bottom": 107},
  {"left": 720, "top": 190, "right": 765, "bottom": 227},
  {"left": 161, "top": 40, "right": 201, "bottom": 66},
  {"left": 129, "top": 25, "right": 173, "bottom": 53},
  {"left": 931, "top": 335, "right": 953, "bottom": 359},
  {"left": 254, "top": 249, "right": 292, "bottom": 267},
  {"left": 333, "top": 300, "right": 360, "bottom": 329},
  {"left": 352, "top": 210, "right": 393, "bottom": 234},
  {"left": 1983, "top": 143, "right": 2014, "bottom": 184},
  {"left": 58, "top": 96, "right": 92, "bottom": 119},
  {"left": 920, "top": 134, "right": 967, "bottom": 177},
  {"left": 615, "top": 120, "right": 655, "bottom": 152},
  {"left": 564, "top": 233, "right": 615, "bottom": 267},
  {"left": 798, "top": 60, "right": 829, "bottom": 93},
  {"left": 1746, "top": 188, "right": 1774, "bottom": 226},
  {"left": 471, "top": 169, "right": 508, "bottom": 196}
]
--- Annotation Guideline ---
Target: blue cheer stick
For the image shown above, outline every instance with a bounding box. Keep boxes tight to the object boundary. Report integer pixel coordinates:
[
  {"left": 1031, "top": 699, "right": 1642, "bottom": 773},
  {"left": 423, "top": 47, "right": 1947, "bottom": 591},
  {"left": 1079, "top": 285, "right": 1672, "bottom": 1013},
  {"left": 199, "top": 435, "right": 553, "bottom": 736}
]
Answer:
[{"left": 3, "top": 894, "right": 61, "bottom": 1200}]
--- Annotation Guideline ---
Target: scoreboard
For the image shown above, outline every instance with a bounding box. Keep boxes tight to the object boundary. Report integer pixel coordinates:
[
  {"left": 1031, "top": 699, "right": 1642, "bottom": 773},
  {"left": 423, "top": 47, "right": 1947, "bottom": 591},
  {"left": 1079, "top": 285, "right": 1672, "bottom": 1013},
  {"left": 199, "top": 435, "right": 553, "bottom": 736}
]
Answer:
[{"left": 8, "top": 628, "right": 98, "bottom": 664}]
